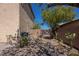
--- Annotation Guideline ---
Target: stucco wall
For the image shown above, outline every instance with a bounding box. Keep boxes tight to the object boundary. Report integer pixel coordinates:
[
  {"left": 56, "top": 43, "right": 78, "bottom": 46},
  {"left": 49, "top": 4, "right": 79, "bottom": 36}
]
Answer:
[
  {"left": 0, "top": 4, "right": 19, "bottom": 42},
  {"left": 0, "top": 3, "right": 34, "bottom": 43},
  {"left": 20, "top": 4, "right": 34, "bottom": 33}
]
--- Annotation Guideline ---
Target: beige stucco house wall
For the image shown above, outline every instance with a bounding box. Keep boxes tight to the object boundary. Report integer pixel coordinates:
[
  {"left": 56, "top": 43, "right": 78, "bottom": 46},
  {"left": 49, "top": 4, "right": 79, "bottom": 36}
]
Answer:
[
  {"left": 0, "top": 3, "right": 34, "bottom": 43},
  {"left": 20, "top": 4, "right": 34, "bottom": 33}
]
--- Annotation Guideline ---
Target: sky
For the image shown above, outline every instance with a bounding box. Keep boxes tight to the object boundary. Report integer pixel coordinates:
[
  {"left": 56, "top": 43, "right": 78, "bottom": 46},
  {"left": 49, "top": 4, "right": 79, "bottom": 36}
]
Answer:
[{"left": 31, "top": 3, "right": 79, "bottom": 30}]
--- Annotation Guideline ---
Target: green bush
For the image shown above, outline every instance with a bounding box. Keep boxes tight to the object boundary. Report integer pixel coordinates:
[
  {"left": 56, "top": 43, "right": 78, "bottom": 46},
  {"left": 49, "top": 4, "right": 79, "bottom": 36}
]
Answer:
[
  {"left": 32, "top": 24, "right": 40, "bottom": 29},
  {"left": 20, "top": 35, "right": 28, "bottom": 48}
]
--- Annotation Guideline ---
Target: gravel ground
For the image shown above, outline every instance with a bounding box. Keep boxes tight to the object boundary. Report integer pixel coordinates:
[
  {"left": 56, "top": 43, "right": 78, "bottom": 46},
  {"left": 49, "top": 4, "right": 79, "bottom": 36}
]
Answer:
[
  {"left": 0, "top": 38, "right": 78, "bottom": 56},
  {"left": 0, "top": 43, "right": 12, "bottom": 54}
]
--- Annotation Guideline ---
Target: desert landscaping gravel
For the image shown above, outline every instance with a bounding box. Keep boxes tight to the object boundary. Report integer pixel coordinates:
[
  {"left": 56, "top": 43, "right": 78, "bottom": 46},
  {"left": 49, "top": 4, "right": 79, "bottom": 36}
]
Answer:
[{"left": 0, "top": 38, "right": 78, "bottom": 56}]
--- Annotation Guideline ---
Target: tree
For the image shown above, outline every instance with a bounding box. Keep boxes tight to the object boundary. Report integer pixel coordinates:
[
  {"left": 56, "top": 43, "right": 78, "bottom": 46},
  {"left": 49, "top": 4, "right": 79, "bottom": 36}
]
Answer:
[
  {"left": 32, "top": 24, "right": 41, "bottom": 29},
  {"left": 42, "top": 5, "right": 75, "bottom": 38}
]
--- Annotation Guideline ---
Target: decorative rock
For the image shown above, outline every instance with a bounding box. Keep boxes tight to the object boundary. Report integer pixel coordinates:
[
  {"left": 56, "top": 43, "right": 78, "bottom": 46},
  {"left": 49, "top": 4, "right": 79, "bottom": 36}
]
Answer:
[{"left": 0, "top": 38, "right": 78, "bottom": 56}]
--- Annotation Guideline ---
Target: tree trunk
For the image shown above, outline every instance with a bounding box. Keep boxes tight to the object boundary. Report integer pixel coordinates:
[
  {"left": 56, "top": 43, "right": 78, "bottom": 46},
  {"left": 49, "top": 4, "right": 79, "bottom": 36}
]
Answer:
[
  {"left": 50, "top": 27, "right": 56, "bottom": 39},
  {"left": 50, "top": 25, "right": 59, "bottom": 39}
]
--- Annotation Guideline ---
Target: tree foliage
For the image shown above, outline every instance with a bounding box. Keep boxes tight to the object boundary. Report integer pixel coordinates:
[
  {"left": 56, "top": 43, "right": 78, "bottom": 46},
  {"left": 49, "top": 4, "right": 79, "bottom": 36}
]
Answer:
[
  {"left": 42, "top": 5, "right": 75, "bottom": 28},
  {"left": 42, "top": 5, "right": 75, "bottom": 38},
  {"left": 32, "top": 24, "right": 41, "bottom": 29}
]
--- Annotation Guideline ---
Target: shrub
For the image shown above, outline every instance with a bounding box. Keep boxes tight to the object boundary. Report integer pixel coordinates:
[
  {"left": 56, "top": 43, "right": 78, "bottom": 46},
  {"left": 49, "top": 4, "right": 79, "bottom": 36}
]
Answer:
[
  {"left": 65, "top": 32, "right": 76, "bottom": 50},
  {"left": 20, "top": 32, "right": 28, "bottom": 48},
  {"left": 32, "top": 24, "right": 40, "bottom": 29}
]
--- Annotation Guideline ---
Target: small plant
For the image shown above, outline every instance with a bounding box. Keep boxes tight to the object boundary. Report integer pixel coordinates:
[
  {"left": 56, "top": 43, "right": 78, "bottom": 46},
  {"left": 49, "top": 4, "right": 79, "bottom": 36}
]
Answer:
[
  {"left": 65, "top": 32, "right": 76, "bottom": 55},
  {"left": 20, "top": 32, "right": 28, "bottom": 48},
  {"left": 20, "top": 36, "right": 28, "bottom": 47},
  {"left": 6, "top": 34, "right": 18, "bottom": 46},
  {"left": 32, "top": 24, "right": 40, "bottom": 29},
  {"left": 65, "top": 32, "right": 76, "bottom": 49}
]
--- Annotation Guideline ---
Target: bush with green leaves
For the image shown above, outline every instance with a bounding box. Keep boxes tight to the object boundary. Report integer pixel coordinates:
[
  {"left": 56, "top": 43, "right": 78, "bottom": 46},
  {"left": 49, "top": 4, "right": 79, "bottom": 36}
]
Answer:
[
  {"left": 20, "top": 32, "right": 28, "bottom": 48},
  {"left": 32, "top": 24, "right": 40, "bottom": 29}
]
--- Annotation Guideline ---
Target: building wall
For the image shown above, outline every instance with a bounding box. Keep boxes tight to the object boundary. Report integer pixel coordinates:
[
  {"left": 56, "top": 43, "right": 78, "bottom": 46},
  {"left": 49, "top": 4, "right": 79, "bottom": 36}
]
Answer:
[
  {"left": 0, "top": 4, "right": 19, "bottom": 42},
  {"left": 0, "top": 3, "right": 34, "bottom": 43},
  {"left": 21, "top": 4, "right": 34, "bottom": 20},
  {"left": 56, "top": 20, "right": 79, "bottom": 49},
  {"left": 20, "top": 4, "right": 34, "bottom": 33}
]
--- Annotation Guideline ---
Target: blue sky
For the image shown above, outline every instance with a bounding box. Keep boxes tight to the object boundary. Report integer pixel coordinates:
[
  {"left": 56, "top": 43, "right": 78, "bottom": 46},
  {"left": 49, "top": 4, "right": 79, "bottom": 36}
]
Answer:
[{"left": 31, "top": 4, "right": 79, "bottom": 30}]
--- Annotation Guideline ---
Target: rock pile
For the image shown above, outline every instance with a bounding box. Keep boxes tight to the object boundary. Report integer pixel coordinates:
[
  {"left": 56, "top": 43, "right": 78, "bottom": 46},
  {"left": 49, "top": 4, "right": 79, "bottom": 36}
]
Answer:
[{"left": 0, "top": 38, "right": 78, "bottom": 56}]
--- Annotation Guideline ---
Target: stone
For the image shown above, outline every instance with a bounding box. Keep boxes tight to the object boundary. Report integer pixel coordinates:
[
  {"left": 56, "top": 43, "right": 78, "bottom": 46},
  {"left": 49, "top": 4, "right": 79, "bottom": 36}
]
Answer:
[{"left": 0, "top": 37, "right": 77, "bottom": 56}]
